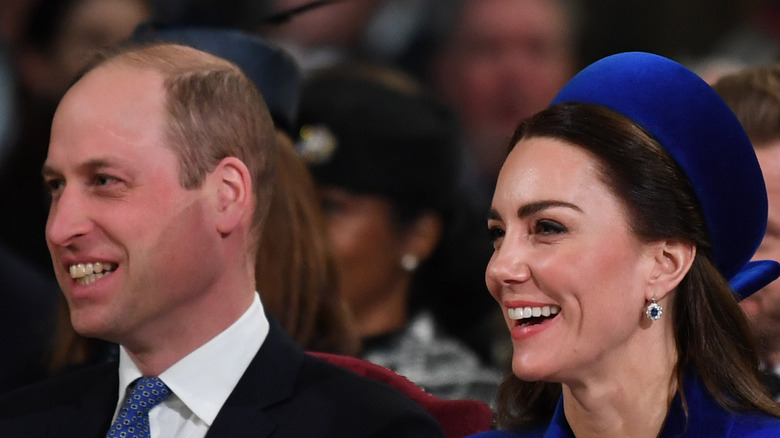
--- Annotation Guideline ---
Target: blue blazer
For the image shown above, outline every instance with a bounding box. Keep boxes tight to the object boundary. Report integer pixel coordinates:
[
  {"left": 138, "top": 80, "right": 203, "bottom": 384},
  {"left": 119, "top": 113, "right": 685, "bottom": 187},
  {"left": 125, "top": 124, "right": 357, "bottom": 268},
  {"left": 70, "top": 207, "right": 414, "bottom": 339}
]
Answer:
[
  {"left": 0, "top": 318, "right": 444, "bottom": 437},
  {"left": 470, "top": 373, "right": 780, "bottom": 438}
]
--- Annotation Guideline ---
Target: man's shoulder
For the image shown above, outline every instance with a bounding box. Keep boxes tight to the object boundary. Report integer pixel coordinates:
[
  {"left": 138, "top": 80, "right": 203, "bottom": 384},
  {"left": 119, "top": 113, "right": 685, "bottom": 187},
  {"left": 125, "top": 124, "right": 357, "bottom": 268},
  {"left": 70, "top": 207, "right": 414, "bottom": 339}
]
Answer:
[{"left": 258, "top": 352, "right": 445, "bottom": 437}]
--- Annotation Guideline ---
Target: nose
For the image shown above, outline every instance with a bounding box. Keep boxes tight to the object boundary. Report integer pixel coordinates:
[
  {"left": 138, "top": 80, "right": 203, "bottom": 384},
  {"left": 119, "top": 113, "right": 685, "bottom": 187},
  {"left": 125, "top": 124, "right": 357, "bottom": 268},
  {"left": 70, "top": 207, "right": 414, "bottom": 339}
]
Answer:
[
  {"left": 46, "top": 187, "right": 93, "bottom": 248},
  {"left": 486, "top": 236, "right": 532, "bottom": 293}
]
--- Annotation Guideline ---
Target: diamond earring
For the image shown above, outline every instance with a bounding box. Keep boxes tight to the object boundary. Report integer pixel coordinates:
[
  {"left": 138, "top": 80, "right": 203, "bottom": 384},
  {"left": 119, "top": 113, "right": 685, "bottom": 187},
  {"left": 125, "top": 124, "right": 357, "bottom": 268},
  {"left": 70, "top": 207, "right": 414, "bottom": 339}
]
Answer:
[{"left": 645, "top": 296, "right": 663, "bottom": 320}]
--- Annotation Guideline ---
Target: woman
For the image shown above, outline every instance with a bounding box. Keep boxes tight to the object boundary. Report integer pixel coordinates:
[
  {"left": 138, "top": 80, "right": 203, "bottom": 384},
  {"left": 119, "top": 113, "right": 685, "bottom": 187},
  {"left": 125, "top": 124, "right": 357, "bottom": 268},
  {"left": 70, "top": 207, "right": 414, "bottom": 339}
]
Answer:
[
  {"left": 472, "top": 52, "right": 780, "bottom": 437},
  {"left": 295, "top": 63, "right": 503, "bottom": 403}
]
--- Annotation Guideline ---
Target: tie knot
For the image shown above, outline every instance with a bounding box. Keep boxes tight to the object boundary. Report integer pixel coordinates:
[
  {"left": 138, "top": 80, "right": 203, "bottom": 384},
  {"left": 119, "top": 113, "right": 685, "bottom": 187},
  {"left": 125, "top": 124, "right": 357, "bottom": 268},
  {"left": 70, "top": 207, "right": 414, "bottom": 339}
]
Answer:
[
  {"left": 128, "top": 377, "right": 171, "bottom": 407},
  {"left": 106, "top": 377, "right": 171, "bottom": 438}
]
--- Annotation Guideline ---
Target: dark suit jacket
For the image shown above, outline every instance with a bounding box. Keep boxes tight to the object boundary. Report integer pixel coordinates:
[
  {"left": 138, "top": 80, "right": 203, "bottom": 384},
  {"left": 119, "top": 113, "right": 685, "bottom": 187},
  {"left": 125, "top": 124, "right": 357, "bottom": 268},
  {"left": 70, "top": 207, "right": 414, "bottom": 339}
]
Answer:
[{"left": 0, "top": 319, "right": 445, "bottom": 437}]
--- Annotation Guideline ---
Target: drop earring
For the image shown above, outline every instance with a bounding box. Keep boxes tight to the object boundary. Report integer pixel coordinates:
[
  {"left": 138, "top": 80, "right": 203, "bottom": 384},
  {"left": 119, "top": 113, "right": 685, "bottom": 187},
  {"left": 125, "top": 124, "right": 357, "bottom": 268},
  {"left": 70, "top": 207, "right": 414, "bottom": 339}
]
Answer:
[{"left": 645, "top": 296, "right": 663, "bottom": 320}]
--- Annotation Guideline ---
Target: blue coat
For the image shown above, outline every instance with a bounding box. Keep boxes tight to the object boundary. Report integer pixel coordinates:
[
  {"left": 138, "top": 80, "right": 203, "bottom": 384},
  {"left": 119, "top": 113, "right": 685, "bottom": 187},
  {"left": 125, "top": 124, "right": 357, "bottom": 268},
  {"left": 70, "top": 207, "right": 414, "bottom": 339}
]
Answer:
[{"left": 470, "top": 374, "right": 780, "bottom": 437}]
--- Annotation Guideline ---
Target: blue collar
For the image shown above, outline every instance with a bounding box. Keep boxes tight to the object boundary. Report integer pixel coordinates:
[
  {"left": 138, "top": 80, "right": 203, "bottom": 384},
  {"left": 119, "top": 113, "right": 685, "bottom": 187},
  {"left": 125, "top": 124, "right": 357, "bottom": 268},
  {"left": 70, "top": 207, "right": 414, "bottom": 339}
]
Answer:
[{"left": 531, "top": 373, "right": 780, "bottom": 437}]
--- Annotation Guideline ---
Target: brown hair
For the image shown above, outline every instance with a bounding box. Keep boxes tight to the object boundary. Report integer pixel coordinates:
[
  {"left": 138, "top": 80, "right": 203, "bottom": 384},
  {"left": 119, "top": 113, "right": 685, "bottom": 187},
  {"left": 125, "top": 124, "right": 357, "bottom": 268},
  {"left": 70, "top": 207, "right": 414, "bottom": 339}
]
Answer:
[
  {"left": 86, "top": 43, "right": 277, "bottom": 251},
  {"left": 494, "top": 102, "right": 780, "bottom": 430},
  {"left": 256, "top": 132, "right": 359, "bottom": 355},
  {"left": 714, "top": 63, "right": 780, "bottom": 146}
]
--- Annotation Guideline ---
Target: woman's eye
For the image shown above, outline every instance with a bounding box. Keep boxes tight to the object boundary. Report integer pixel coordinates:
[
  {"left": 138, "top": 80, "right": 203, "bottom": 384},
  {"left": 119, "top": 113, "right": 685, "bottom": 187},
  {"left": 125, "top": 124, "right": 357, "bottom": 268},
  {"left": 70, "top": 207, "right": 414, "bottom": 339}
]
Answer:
[{"left": 534, "top": 219, "right": 567, "bottom": 235}]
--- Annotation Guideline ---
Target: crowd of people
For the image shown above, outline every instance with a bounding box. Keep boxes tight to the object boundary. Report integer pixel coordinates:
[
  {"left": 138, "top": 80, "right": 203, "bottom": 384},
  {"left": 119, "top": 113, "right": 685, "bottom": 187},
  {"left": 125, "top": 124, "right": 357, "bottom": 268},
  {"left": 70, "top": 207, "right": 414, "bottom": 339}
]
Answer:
[{"left": 1, "top": 0, "right": 780, "bottom": 436}]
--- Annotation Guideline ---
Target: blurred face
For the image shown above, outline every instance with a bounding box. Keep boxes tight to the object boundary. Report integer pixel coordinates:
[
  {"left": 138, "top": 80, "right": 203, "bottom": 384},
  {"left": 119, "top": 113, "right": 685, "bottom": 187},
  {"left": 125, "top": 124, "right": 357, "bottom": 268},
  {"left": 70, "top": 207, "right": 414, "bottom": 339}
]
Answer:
[
  {"left": 486, "top": 137, "right": 658, "bottom": 382},
  {"left": 267, "top": 0, "right": 380, "bottom": 49},
  {"left": 741, "top": 141, "right": 780, "bottom": 359},
  {"left": 44, "top": 62, "right": 223, "bottom": 345},
  {"left": 46, "top": 0, "right": 152, "bottom": 99},
  {"left": 433, "top": 0, "right": 575, "bottom": 179},
  {"left": 318, "top": 187, "right": 409, "bottom": 314}
]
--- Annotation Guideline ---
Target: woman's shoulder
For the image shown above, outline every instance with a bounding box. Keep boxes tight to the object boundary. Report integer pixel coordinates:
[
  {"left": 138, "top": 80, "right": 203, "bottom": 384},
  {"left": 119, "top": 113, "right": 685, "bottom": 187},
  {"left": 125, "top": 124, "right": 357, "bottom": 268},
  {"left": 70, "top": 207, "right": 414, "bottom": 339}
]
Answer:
[
  {"left": 727, "top": 411, "right": 780, "bottom": 437},
  {"left": 467, "top": 431, "right": 542, "bottom": 438}
]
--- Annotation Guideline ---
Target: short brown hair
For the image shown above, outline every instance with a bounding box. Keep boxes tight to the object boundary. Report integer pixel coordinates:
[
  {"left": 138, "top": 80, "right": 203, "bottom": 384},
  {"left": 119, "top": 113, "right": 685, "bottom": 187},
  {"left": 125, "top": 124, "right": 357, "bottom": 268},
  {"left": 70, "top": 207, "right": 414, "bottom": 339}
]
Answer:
[
  {"left": 87, "top": 43, "right": 277, "bottom": 251},
  {"left": 714, "top": 63, "right": 780, "bottom": 146}
]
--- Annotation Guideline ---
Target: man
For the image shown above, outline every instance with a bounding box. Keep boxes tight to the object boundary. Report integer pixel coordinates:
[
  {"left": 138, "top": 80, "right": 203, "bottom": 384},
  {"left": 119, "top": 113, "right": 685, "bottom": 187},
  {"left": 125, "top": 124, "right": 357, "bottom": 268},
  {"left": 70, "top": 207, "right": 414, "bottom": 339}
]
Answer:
[
  {"left": 429, "top": 0, "right": 579, "bottom": 206},
  {"left": 714, "top": 64, "right": 780, "bottom": 401},
  {"left": 0, "top": 42, "right": 444, "bottom": 437}
]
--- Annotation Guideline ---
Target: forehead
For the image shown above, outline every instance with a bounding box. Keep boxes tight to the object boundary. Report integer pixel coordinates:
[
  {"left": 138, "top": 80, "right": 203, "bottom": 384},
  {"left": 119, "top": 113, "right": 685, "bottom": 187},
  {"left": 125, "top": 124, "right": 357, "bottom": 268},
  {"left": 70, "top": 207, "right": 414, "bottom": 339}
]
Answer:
[
  {"left": 47, "top": 60, "right": 171, "bottom": 167},
  {"left": 493, "top": 137, "right": 618, "bottom": 210}
]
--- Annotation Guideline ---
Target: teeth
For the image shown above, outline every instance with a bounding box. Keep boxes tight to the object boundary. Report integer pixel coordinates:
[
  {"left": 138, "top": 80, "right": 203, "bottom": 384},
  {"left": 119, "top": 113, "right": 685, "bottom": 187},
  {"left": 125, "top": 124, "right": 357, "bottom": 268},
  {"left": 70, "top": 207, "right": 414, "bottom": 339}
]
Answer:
[
  {"left": 508, "top": 305, "right": 561, "bottom": 320},
  {"left": 69, "top": 262, "right": 115, "bottom": 282}
]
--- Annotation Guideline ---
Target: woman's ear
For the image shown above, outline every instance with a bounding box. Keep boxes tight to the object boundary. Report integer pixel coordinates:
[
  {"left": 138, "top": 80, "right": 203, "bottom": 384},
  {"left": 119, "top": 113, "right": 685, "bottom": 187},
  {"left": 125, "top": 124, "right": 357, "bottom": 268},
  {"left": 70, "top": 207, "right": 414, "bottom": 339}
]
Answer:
[
  {"left": 401, "top": 212, "right": 443, "bottom": 264},
  {"left": 646, "top": 239, "right": 696, "bottom": 301},
  {"left": 211, "top": 157, "right": 252, "bottom": 236}
]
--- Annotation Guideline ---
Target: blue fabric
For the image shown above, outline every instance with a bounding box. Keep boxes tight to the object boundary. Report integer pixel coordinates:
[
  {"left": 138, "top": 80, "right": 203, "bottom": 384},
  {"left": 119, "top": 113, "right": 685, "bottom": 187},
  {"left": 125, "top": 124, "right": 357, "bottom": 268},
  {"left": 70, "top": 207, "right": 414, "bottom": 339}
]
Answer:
[
  {"left": 467, "top": 374, "right": 780, "bottom": 437},
  {"left": 549, "top": 52, "right": 779, "bottom": 298}
]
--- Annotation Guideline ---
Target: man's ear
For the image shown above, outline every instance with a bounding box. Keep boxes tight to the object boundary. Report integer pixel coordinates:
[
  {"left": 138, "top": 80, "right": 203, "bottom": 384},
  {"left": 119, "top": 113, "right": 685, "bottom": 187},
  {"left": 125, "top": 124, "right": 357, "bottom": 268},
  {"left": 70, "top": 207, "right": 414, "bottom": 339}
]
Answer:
[
  {"left": 646, "top": 239, "right": 696, "bottom": 301},
  {"left": 211, "top": 157, "right": 252, "bottom": 236}
]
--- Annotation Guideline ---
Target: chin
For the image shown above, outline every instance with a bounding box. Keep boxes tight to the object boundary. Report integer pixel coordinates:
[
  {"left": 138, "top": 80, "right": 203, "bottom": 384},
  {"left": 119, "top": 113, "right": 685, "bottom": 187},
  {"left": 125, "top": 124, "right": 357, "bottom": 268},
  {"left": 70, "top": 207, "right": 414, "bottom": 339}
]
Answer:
[{"left": 511, "top": 355, "right": 557, "bottom": 383}]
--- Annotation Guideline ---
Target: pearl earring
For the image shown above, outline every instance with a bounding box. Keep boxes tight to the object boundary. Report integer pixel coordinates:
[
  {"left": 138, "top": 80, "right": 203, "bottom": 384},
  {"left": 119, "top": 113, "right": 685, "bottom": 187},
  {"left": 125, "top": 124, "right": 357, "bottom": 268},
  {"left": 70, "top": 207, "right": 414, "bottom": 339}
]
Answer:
[{"left": 400, "top": 254, "right": 419, "bottom": 272}]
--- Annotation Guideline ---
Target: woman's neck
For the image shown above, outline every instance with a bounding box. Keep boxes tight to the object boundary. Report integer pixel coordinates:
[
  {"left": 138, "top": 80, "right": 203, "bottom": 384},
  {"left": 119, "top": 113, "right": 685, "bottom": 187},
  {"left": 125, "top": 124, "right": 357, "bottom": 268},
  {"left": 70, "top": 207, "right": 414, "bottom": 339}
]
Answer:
[{"left": 561, "top": 324, "right": 678, "bottom": 438}]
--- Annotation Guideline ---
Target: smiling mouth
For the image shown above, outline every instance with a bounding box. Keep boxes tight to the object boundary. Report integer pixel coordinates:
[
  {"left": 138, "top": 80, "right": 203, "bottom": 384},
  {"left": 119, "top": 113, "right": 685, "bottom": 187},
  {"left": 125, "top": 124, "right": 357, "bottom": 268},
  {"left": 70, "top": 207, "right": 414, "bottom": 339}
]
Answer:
[
  {"left": 69, "top": 262, "right": 116, "bottom": 286},
  {"left": 508, "top": 305, "right": 561, "bottom": 327}
]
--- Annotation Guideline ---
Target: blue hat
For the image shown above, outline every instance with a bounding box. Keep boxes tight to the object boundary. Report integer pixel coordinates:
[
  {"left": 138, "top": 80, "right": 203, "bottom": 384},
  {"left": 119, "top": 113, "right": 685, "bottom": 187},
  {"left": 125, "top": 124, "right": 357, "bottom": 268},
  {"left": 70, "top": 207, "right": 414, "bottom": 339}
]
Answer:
[
  {"left": 550, "top": 51, "right": 780, "bottom": 298},
  {"left": 130, "top": 23, "right": 301, "bottom": 133}
]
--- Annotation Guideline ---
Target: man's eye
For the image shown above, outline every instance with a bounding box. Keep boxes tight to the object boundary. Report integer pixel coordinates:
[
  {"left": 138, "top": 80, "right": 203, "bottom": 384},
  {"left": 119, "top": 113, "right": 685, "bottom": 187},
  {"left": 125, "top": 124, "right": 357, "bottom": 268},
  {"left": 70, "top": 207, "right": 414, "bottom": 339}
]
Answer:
[
  {"left": 534, "top": 219, "right": 567, "bottom": 235},
  {"left": 487, "top": 226, "right": 505, "bottom": 243},
  {"left": 94, "top": 174, "right": 118, "bottom": 186},
  {"left": 44, "top": 178, "right": 64, "bottom": 193}
]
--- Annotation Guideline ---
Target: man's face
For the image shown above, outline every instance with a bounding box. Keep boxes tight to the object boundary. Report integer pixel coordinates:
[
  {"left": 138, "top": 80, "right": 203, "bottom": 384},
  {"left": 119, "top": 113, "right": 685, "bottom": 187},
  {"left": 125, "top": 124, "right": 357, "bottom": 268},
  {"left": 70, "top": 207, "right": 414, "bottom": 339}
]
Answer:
[
  {"left": 742, "top": 140, "right": 780, "bottom": 363},
  {"left": 44, "top": 62, "right": 223, "bottom": 347},
  {"left": 433, "top": 0, "right": 574, "bottom": 180}
]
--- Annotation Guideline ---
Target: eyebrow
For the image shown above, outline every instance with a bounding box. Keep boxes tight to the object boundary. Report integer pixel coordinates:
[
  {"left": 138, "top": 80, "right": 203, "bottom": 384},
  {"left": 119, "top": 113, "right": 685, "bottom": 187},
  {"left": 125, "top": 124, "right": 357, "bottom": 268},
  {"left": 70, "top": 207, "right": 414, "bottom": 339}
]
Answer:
[
  {"left": 42, "top": 158, "right": 120, "bottom": 179},
  {"left": 487, "top": 200, "right": 582, "bottom": 221}
]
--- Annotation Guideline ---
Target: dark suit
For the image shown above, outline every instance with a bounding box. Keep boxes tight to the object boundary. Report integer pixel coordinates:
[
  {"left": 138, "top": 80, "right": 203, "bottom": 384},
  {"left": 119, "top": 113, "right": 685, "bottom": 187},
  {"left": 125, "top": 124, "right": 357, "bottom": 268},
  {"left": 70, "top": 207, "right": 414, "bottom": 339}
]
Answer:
[{"left": 0, "top": 319, "right": 445, "bottom": 437}]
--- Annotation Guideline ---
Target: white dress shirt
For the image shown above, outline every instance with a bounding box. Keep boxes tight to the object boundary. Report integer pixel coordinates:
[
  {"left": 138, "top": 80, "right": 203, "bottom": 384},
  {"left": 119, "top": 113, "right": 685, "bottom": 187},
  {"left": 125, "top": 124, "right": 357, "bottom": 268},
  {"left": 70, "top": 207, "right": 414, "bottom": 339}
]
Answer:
[{"left": 112, "top": 292, "right": 269, "bottom": 438}]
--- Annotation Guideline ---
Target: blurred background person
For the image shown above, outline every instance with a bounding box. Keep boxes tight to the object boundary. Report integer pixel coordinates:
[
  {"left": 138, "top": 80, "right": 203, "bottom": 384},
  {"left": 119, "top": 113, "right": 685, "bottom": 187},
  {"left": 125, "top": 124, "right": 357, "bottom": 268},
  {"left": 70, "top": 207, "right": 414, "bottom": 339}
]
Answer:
[
  {"left": 257, "top": 131, "right": 360, "bottom": 356},
  {"left": 427, "top": 0, "right": 580, "bottom": 206},
  {"left": 295, "top": 63, "right": 502, "bottom": 403},
  {"left": 0, "top": 0, "right": 152, "bottom": 273},
  {"left": 0, "top": 243, "right": 60, "bottom": 394},
  {"left": 714, "top": 63, "right": 780, "bottom": 401}
]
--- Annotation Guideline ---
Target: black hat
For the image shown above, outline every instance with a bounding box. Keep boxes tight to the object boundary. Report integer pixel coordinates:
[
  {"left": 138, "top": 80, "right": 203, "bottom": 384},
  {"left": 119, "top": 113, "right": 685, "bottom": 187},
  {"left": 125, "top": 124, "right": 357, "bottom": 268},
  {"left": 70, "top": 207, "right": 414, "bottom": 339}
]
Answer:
[
  {"left": 295, "top": 67, "right": 462, "bottom": 212},
  {"left": 130, "top": 23, "right": 301, "bottom": 132}
]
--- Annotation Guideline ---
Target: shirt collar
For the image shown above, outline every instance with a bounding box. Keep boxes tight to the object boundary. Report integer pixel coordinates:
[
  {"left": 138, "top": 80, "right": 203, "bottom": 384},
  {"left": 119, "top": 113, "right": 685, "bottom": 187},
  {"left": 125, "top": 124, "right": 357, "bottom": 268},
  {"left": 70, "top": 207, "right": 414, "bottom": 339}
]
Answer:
[{"left": 117, "top": 292, "right": 269, "bottom": 426}]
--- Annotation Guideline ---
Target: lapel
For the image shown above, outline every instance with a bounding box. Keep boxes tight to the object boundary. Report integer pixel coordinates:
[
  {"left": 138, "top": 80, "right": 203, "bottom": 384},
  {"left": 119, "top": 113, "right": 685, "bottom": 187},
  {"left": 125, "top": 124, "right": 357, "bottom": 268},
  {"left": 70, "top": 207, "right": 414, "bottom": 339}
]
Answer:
[
  {"left": 205, "top": 318, "right": 304, "bottom": 438},
  {"left": 48, "top": 362, "right": 119, "bottom": 438}
]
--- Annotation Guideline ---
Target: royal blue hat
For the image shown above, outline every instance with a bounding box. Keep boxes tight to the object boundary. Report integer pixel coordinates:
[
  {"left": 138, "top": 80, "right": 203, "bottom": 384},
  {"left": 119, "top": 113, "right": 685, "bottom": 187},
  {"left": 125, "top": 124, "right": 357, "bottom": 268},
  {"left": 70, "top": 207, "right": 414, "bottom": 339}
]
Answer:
[
  {"left": 550, "top": 51, "right": 780, "bottom": 299},
  {"left": 130, "top": 23, "right": 301, "bottom": 133}
]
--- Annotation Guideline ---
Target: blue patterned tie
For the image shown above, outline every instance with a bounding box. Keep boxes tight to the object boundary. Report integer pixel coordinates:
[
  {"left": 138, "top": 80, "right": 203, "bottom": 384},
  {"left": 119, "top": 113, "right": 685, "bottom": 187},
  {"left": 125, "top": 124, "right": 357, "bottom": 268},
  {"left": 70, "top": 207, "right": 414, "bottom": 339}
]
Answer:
[{"left": 106, "top": 377, "right": 171, "bottom": 438}]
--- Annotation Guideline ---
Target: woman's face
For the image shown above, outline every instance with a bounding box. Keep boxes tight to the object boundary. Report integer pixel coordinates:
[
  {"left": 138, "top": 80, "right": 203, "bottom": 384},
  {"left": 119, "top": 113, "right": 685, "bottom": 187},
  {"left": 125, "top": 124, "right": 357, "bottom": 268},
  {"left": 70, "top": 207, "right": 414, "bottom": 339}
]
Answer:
[
  {"left": 486, "top": 137, "right": 659, "bottom": 383},
  {"left": 318, "top": 187, "right": 409, "bottom": 314}
]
